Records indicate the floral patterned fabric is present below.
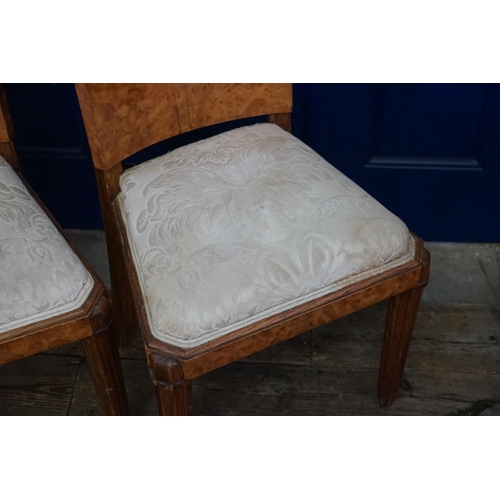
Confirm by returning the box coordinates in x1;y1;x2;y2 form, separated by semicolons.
0;157;93;334
119;123;414;348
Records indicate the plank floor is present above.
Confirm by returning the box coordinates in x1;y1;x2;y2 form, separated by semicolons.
1;235;500;416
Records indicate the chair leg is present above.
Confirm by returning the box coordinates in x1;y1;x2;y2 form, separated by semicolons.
378;246;430;407
148;353;192;416
377;285;423;407
107;226;138;348
81;295;130;416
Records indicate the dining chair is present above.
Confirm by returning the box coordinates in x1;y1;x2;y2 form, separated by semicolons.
0;85;129;415
75;84;430;415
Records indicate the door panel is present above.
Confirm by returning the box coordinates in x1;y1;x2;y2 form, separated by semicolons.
374;84;485;158
294;83;500;242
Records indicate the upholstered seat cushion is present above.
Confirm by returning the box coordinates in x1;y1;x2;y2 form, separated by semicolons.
118;123;414;349
0;158;94;334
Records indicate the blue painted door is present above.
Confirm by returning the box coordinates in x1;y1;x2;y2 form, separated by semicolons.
4;83;500;241
292;84;500;242
4;84;102;229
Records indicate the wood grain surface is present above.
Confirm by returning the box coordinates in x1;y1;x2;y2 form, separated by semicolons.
76;83;292;170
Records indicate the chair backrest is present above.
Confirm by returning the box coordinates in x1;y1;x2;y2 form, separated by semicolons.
0;85;20;170
75;83;293;172
75;83;293;277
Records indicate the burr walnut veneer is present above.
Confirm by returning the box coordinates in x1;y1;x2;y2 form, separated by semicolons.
75;83;430;414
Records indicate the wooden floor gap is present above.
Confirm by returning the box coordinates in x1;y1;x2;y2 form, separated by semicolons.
67;361;82;416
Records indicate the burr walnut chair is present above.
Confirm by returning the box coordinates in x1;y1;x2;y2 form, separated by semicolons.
75;84;430;415
0;85;129;416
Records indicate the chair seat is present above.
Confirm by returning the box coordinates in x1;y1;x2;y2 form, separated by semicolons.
118;123;414;349
0;158;94;334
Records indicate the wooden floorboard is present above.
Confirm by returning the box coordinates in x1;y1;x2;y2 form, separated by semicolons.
311;301;500;345
312;303;500;374
69;359;157;416
2;301;500;415
193;363;500;416
0;355;80;416
312;337;500;373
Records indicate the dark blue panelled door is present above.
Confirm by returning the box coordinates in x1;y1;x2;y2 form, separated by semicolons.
292;84;500;242
4;84;102;229
5;84;500;241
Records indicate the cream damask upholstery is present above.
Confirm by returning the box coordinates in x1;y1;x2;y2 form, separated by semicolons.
0;157;94;334
118;124;414;348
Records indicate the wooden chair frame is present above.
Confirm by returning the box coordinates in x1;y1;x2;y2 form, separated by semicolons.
0;85;129;416
75;83;430;414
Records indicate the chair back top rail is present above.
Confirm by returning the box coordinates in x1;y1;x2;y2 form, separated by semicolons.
75;83;293;171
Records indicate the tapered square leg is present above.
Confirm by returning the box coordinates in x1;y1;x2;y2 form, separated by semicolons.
378;247;430;407
81;296;129;415
378;286;423;407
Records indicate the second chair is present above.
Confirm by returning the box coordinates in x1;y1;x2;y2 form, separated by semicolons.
0;85;129;416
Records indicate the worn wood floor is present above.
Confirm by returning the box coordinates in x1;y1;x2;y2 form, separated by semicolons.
1;236;500;415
